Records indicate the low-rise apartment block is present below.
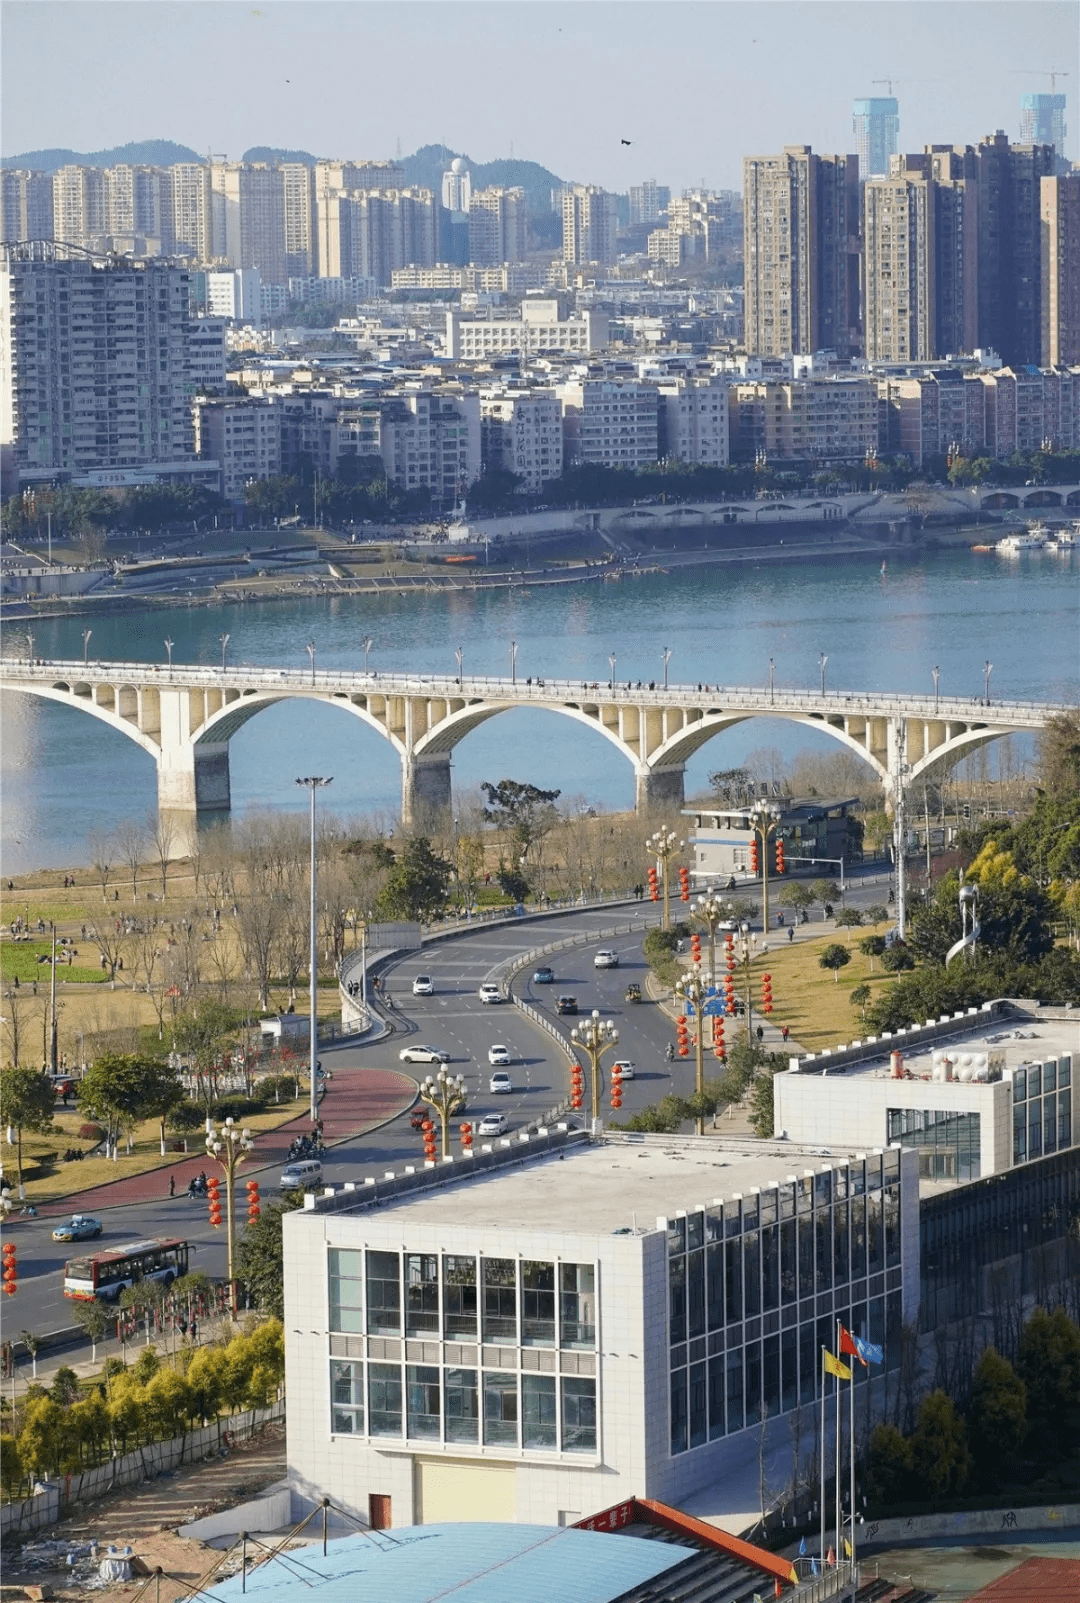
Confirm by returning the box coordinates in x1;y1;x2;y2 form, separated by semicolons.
558;378;660;468
194;395;281;499
658;376;729;465
728;376;877;462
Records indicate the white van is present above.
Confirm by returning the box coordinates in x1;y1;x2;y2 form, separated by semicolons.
279;1159;323;1192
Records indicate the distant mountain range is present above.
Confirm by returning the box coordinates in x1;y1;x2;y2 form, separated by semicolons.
1;138;567;210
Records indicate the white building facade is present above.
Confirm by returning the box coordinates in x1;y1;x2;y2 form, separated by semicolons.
480;390;564;491
194;396;282;500
558;378;660;468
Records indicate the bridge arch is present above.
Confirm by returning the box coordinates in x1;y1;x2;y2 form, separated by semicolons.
2;679;162;764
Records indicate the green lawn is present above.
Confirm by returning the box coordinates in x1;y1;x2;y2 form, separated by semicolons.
1;940;107;985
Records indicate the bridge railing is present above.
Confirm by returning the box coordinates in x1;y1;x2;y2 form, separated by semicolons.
0;657;1066;721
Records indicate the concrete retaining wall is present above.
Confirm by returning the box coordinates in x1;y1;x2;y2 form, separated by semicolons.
859;1500;1080;1552
178;1485;292;1540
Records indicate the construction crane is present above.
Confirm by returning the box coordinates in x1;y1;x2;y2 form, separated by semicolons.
871;78;933;96
1009;68;1069;92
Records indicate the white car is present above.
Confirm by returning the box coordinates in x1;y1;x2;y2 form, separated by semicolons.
594;949;619;969
477;1112;508;1137
612;1059;636;1081
412;974;434;996
489;1070;513;1094
478;982;503;1004
399;1044;450;1064
488;1044;512;1066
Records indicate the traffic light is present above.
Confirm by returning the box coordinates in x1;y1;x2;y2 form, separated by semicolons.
207;1176;222;1228
647;866;660;902
245;1179;261;1225
775;839;785;874
690;932;702;965
676;1014;690;1057
459;1121;473;1151
422;1117;437;1161
609;1063;623;1111
749;838;760;874
761;972;773;1015
2;1242;16;1297
678;865;691;903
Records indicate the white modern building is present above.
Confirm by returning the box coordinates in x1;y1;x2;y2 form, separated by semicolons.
283;1128;918;1528
206;268;263;325
378;388;481;501
445;301;610;361
558;378;660;468
775;1003;1077;1185
562;186;618;266
480;389;563;491
659;375;729;466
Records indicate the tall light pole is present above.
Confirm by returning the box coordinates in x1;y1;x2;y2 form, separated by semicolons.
220;633;231;671
662;646;671;689
819;653;828;696
737;923;756;1047
675;965;708;1135
984;660;993;706
608;652;617;690
419;1065;467;1158
82;629;92;665
26;631;34;663
362;636;374;673
769;657;775;705
510;639;517;686
570;1009;619;1125
455;645;463;687
164;638;174;671
932;665;940;715
694;893;726;985
205;1116;254;1298
306;639;316;685
748;801;782;937
646;827;683;931
296;776;332;1125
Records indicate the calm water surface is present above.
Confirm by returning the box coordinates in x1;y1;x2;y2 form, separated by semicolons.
2;548;1076;872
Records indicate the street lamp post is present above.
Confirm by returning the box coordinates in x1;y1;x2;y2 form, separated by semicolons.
82;629;92;665
26;631;34;663
296;776;332;1126
205;1117;254;1300
769;657;775;705
608;652;616;690
662;646;671;689
646;827;683;931
455;646;463;687
984;660;993;706
748;802;782;937
737;923;756;1046
675;965;708;1135
220;633;231;671
419;1065;468;1158
819;653;828;696
932;665;940;716
510;640;517;685
164;638;174;671
570;1008;619;1125
362;636;374;673
306;639;316;685
694;893;726;985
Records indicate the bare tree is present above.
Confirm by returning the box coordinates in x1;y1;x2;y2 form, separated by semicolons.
88;829;115;903
87;912;128;982
145;811;176;900
114;819;147;903
235;889;283;1012
201;823;237;913
2;986;24;1068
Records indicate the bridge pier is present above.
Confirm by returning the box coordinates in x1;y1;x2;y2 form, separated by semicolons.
402;753;453;828
636;764;685;814
157;739;231;813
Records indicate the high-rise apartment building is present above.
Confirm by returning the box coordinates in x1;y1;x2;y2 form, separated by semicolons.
561;186;618;266
628;180;670;226
314;160;405;276
102;164;171;248
52;165;104;248
1041;171;1080;366
169;163;212;260
742;146;860;358
210;162;286;283
1;170;54;242
468;187;527;265
1020;94;1067;154
280;163;315;278
1;247;195;482
441;158;472;214
976;132;1055;366
852;98;899;179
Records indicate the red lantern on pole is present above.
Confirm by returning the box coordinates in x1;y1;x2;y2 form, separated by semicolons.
775;839;785;874
749;838;760;874
207;1176;222;1228
690;932;702;965
459;1121;473;1151
678;865;691;902
2;1242;17;1297
647;866;659;902
609;1063;622;1111
676;1015;690;1058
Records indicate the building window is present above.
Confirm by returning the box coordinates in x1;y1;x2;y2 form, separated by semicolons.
559;1263;596;1348
366;1251;400;1335
669;1252;687;1344
444;1367;478;1443
405;1253;439;1336
522;1373;557;1448
483;1371;518;1446
368;1362;402;1437
328;1248;363;1333
443;1255;477;1338
689;1360;708;1449
330;1358;364;1433
521;1261;556;1345
481;1258;517;1342
406;1364;440;1439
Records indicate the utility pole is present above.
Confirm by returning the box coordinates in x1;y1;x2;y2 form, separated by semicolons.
49;922;58;1074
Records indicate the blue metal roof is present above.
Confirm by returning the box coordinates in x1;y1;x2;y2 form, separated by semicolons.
204;1523;689;1603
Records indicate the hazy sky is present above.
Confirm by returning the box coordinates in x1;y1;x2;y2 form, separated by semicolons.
3;1;1076;188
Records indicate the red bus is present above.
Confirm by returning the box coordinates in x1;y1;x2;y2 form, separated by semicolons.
63;1237;192;1301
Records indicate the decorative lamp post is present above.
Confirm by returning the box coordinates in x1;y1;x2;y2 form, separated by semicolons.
662;646;671;689
769;657;775;705
362;636;374;673
747;801;782;938
737;923;757;1046
455;645;463;687
306;639;316;685
295;776;332;1125
819;653;828;696
220;633;231;671
419;1065;468;1158
694;893;727;985
510;640;518;686
984;660;993;706
570;1008;619;1124
164;638;174;671
82;629;92;665
646;827;683;931
205;1116;254;1302
674;964;709;1135
932;665;940;716
608;652;617;690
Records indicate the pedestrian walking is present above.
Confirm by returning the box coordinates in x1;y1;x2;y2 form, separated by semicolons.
169;1175;175;1197
788;926;794;943
781;1025;790;1043
756;1025;764;1043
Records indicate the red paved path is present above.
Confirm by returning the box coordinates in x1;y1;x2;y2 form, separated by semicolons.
39;1066;417;1216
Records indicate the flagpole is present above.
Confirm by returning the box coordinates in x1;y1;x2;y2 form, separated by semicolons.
835;1320;842;1568
849;1343;856;1572
819;1347;826;1569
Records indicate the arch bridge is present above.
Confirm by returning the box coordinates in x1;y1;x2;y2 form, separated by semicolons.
1;656;1067;831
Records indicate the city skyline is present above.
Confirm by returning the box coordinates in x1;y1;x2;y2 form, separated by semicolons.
2;2;1076;194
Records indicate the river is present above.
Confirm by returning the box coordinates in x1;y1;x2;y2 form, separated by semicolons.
2;546;1076;873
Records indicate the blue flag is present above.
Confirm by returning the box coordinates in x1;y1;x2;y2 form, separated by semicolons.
854;1335;884;1366
799;1536;807;1557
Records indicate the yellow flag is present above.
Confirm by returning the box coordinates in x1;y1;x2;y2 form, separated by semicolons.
823;1350;851;1380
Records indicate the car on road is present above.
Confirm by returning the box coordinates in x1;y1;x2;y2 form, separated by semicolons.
478;982;503;1004
555;995;578;1015
488;1044;512;1066
51;1215;103;1242
412;975;434;996
399;1044;451;1064
477;1112;508;1137
489;1070;513;1094
612;1059;636;1081
532;965;555;984
594;949;619;969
